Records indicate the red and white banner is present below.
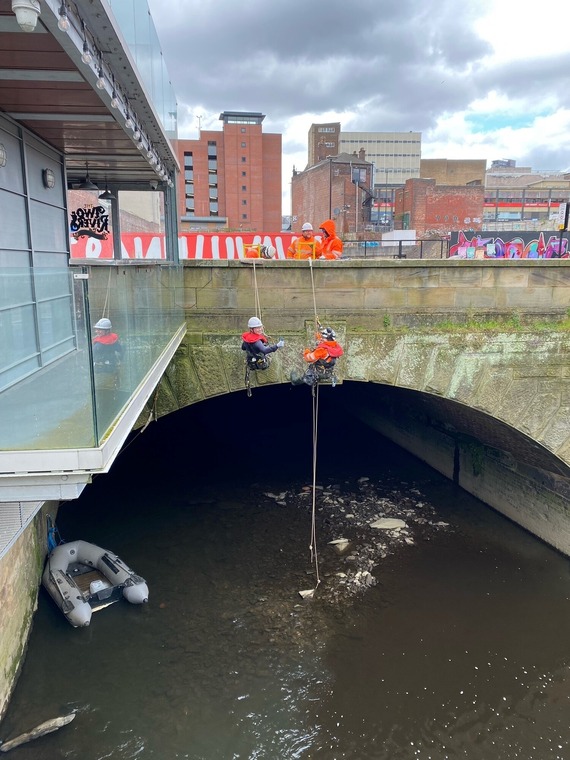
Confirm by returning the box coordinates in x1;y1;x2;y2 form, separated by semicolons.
70;232;297;260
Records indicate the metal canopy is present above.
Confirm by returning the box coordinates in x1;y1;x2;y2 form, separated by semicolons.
0;0;178;187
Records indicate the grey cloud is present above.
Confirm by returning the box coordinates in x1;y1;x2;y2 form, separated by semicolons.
150;0;494;134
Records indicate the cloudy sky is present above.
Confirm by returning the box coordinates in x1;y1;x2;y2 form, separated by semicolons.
147;0;570;213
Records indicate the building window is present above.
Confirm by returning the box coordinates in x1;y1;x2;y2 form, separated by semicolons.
242;200;247;205
241;142;246;148
242;185;247;191
241;156;246;163
184;151;193;168
242;214;248;220
241;128;246;133
241;171;246;177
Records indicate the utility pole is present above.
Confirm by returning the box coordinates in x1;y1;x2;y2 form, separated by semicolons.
328;157;333;218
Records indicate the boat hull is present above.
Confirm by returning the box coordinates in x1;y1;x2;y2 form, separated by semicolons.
42;540;149;627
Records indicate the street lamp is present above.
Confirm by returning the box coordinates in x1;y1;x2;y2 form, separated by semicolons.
385;169;390;230
328;156;333;218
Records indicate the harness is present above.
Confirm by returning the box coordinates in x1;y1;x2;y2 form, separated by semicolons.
242;342;271;371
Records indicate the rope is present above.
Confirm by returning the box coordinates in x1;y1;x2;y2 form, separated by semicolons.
308;258;320;332
252;260;262;322
309;382;321;589
101;268;112;319
245;260;262;397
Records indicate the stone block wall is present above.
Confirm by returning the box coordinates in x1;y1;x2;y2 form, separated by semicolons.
0;502;58;721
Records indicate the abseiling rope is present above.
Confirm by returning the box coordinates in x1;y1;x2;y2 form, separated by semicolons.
308;257;321;592
245;260;264;398
309;382;321;590
252;259;262;323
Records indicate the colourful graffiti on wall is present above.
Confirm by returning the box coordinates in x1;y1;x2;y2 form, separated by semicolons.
449;231;568;259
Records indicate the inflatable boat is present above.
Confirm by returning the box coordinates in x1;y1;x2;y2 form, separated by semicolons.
42;540;149;627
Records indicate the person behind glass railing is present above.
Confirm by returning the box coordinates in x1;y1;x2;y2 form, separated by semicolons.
92;317;123;391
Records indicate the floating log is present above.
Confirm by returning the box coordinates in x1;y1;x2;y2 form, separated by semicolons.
0;713;75;753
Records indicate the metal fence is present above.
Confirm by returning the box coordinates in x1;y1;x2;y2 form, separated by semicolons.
343;239;449;260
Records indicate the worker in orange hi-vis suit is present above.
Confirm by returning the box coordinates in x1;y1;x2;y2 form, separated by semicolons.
291;326;343;387
317;219;343;259
286;223;319;259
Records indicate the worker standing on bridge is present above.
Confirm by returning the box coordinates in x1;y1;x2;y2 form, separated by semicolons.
286;223;319;259
317;219;343;260
241;316;284;371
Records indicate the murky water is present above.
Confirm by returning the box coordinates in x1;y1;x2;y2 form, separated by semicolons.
2;385;570;759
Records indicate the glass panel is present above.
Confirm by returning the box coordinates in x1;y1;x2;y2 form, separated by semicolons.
0;264;184;450
37;295;74;353
30;201;68;253
0;126;24;194
108;0;177;138
0;266;33;309
68;190;114;260
0;191;29;249
0;303;38;383
118;190;165;259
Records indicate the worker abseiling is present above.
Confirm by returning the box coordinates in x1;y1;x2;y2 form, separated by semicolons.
291;326;344;387
241;316;284;371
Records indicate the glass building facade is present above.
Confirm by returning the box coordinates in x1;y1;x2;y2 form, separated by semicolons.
107;0;178;138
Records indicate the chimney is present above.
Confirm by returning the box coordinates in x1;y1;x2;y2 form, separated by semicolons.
359;148;365;161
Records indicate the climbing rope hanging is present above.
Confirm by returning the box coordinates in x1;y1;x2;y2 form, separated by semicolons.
101;267;112;320
308;257;320;333
299;258;322;597
244;259;265;398
308;382;321;589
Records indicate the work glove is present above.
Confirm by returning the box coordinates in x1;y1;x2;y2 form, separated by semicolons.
276;339;285;348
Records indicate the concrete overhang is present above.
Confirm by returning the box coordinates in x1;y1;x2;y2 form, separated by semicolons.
0;0;179;185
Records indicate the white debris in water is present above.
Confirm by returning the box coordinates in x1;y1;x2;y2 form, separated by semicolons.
328;538;350;554
369;518;407;530
264;492;287;501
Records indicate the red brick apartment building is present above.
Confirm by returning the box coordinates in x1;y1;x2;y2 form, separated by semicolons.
174;111;282;232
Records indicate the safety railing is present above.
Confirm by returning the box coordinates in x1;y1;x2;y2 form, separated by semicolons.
342;239;450;260
0;264;184;452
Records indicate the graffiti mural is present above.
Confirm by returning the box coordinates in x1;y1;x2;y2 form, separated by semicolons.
449;231;569;259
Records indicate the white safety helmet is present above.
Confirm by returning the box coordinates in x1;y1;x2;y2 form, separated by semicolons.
301;223;313;231
320;327;336;340
248;316;263;329
260;245;276;259
94;318;112;330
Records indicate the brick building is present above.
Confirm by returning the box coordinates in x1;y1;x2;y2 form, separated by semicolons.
174;111;282;232
420;158;486;187
291;152;374;236
395;178;484;237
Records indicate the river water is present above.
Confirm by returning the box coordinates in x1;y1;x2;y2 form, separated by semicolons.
2;384;570;759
